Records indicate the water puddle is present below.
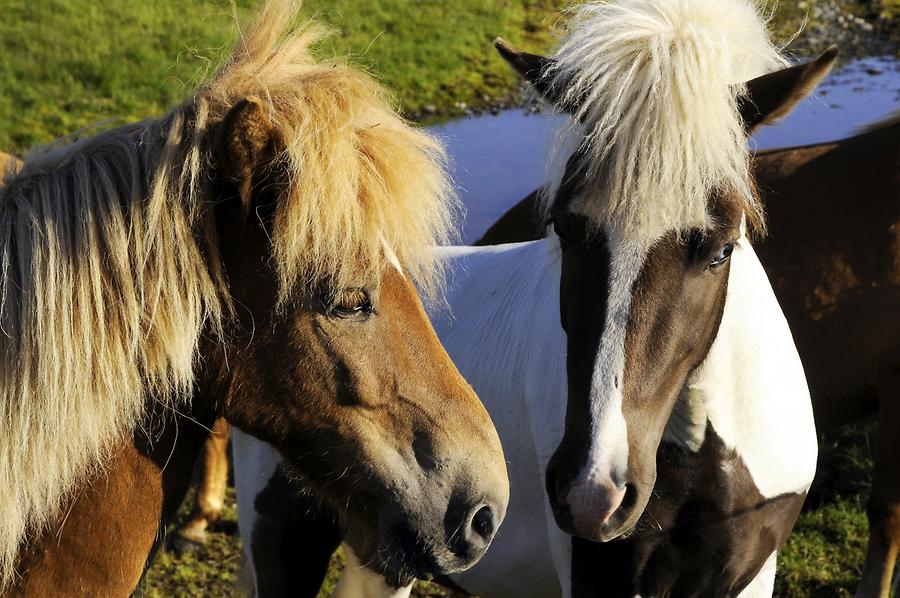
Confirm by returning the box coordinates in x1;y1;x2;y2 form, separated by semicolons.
431;56;899;243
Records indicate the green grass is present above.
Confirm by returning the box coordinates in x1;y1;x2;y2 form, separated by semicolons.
299;0;568;114
140;488;244;598
776;421;879;598
0;0;256;153
0;0;840;155
0;0;570;154
778;497;870;597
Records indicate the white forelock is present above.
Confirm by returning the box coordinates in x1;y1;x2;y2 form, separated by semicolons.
542;0;788;240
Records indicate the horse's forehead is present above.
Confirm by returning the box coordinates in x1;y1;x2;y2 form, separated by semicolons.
550;141;746;245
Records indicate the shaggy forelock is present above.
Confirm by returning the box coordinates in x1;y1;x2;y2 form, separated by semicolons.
204;0;458;298
0;0;456;587
543;0;788;240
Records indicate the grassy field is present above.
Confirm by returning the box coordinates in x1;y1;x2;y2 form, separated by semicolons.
2;0;895;596
0;0;858;155
0;0;569;154
776;422;877;597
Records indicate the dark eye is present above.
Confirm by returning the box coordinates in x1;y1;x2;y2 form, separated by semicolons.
708;243;735;269
326;289;374;319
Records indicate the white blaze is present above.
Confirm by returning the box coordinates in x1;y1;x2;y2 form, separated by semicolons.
574;228;649;490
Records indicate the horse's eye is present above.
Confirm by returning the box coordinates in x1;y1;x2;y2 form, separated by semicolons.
327;289;374;319
707;242;735;269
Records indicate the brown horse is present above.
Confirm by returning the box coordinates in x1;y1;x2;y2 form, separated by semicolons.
0;1;509;595
474;112;900;598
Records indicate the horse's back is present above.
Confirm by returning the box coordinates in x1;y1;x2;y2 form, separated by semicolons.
753;120;900;428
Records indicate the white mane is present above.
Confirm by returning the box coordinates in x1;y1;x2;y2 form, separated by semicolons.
543;0;788;240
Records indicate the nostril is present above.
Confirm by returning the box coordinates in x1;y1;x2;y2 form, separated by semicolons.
471;505;494;540
445;498;498;559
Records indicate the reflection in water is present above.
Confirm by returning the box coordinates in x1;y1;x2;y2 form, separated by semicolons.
432;56;899;243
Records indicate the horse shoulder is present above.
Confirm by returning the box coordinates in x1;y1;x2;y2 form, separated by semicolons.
695;240;817;498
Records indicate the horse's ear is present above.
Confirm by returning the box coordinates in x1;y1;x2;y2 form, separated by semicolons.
494;38;573;110
217;97;276;211
739;47;838;133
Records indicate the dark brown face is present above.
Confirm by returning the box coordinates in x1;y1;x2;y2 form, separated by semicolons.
208;99;509;585
545;198;741;542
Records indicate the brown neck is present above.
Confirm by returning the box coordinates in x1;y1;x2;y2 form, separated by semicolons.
7;339;230;597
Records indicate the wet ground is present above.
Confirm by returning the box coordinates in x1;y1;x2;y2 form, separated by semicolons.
432;56;899;243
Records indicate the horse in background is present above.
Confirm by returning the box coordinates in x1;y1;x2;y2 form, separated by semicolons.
753;111;900;598
0;1;508;593
232;0;837;595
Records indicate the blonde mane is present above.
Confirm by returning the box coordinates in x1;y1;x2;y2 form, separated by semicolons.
543;0;788;240
0;0;455;586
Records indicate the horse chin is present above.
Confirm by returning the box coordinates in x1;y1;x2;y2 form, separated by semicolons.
344;511;483;588
550;487;644;543
343;527;436;589
595;514;640;542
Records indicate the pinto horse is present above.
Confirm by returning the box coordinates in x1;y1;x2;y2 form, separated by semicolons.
476;115;900;598
0;1;509;594
232;0;839;596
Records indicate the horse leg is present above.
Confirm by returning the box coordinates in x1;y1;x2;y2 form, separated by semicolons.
233;428;344;597
857;368;900;598
176;417;231;544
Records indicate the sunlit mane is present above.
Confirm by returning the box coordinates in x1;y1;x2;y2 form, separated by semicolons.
543;0;788;240
0;0;455;586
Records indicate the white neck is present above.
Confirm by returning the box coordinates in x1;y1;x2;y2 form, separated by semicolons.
433;238;567;464
664;238;817;497
433;238;573;597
